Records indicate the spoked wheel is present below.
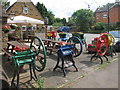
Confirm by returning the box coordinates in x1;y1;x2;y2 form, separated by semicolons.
30;36;46;72
95;35;108;56
107;33;115;46
67;36;83;57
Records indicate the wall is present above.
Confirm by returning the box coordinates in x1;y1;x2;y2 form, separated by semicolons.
95;5;120;24
6;1;43;20
110;6;119;23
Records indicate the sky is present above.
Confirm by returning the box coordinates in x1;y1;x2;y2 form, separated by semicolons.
7;0;115;19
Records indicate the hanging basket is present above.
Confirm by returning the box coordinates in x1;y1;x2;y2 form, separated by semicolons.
2;25;12;33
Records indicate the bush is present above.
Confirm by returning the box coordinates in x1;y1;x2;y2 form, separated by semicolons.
94;22;105;30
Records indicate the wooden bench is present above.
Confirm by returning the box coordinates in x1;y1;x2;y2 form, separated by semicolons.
42;39;63;55
1;48;14;61
2;48;12;57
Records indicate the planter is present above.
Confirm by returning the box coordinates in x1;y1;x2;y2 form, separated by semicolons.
2;30;9;33
2;32;8;48
58;33;67;38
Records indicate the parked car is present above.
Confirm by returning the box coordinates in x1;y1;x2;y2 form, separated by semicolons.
57;26;71;32
109;31;120;52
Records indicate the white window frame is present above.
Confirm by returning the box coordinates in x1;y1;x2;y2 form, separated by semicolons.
102;14;107;18
22;25;26;31
32;25;37;31
23;7;28;14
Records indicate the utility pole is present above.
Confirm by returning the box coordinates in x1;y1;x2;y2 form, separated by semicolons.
107;1;119;33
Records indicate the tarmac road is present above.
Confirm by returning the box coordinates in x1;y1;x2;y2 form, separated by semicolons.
64;58;118;88
35;33;100;44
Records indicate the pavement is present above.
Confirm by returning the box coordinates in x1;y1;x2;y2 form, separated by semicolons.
0;33;119;88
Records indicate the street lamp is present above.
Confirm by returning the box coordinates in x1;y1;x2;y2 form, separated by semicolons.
44;17;48;38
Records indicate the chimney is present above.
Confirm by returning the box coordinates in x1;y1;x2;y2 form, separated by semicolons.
17;0;32;2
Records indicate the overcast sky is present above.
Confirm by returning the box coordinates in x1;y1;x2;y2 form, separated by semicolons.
8;0;115;19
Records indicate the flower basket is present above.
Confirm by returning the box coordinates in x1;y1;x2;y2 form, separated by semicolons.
2;25;12;33
58;32;67;38
10;24;18;29
14;46;29;52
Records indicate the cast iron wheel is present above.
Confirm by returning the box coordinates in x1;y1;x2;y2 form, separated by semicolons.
95;35;108;56
67;36;83;57
30;36;46;72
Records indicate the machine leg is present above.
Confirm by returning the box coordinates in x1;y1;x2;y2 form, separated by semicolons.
98;56;103;64
16;68;20;87
103;55;108;61
109;46;113;57
53;57;60;71
29;64;32;81
90;53;97;61
71;58;78;72
33;65;37;80
111;46;116;56
49;50;52;55
61;58;66;77
11;70;17;86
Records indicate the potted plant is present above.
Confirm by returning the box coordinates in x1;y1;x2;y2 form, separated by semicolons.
10;24;18;29
2;25;11;33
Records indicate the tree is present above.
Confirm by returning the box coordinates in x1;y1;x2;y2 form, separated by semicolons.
36;2;55;25
36;2;47;18
2;0;10;10
94;22;105;30
46;10;55;25
55;18;61;23
61;18;67;26
70;9;94;31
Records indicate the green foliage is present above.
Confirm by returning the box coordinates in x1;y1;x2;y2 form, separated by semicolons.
55;18;61;22
36;2;55;25
46;10;55;25
54;18;67;26
116;22;120;29
69;9;94;31
36;2;68;25
36;76;45;89
36;2;47;18
117;22;120;26
2;1;10;9
61;18;67;26
94;22;105;30
52;22;63;26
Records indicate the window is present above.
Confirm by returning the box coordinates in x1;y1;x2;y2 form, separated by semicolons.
22;25;26;31
32;25;37;31
23;7;28;14
102;14;107;18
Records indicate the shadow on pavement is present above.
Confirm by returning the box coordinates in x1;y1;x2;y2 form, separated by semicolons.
2;54;14;78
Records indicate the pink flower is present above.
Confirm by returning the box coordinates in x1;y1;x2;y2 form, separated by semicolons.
88;44;92;46
22;47;27;51
94;37;99;40
14;46;21;51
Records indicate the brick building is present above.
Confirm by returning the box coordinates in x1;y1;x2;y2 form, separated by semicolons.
6;0;43;21
6;0;44;38
6;0;44;31
94;1;120;24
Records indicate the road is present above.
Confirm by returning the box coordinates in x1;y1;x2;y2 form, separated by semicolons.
35;33;100;44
